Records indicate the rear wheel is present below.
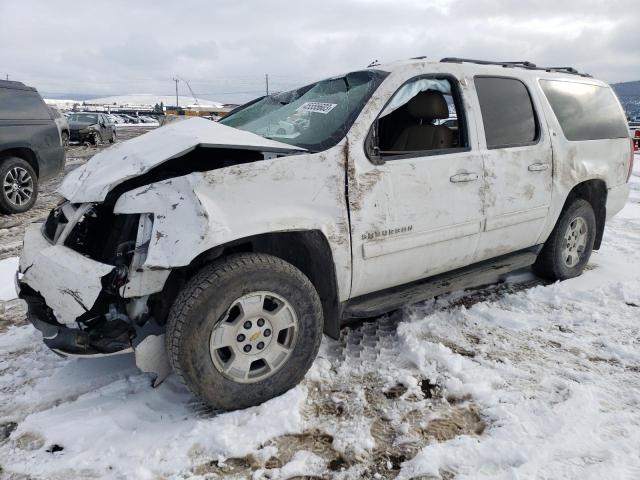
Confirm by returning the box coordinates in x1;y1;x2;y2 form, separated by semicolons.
166;253;323;411
533;199;596;281
61;131;69;147
0;157;38;214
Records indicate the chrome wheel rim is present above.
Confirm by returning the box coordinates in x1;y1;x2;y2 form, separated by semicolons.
209;291;298;384
3;167;33;207
562;216;588;268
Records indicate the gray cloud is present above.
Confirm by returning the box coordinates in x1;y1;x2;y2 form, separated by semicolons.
0;0;637;103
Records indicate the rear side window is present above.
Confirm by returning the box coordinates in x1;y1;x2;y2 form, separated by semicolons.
0;87;51;120
539;80;629;141
475;77;538;149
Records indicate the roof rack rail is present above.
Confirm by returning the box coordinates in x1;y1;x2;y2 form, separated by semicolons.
440;58;537;68
440;57;591;77
546;67;578;74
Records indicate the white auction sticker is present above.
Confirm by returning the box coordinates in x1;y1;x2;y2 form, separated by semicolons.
296;102;337;114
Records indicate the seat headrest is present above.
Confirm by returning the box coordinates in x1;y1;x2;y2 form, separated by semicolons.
406;90;449;120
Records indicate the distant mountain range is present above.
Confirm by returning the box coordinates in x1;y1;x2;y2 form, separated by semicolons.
612;81;640;119
612;80;640;96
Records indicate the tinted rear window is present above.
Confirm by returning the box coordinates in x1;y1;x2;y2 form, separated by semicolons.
540;80;629;141
475;77;538;148
0;87;50;120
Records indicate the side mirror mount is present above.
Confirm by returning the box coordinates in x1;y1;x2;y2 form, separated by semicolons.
366;119;384;165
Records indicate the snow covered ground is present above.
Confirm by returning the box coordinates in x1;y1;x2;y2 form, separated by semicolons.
0;157;639;479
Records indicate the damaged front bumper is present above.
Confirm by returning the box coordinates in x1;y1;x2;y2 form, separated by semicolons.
69;128;98;144
17;217;171;385
17;280;133;357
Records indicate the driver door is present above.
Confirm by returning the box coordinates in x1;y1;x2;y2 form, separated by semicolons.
348;74;484;298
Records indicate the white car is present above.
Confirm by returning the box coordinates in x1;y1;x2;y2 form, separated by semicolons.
17;58;633;410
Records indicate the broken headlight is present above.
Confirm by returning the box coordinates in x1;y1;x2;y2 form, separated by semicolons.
64;204;140;266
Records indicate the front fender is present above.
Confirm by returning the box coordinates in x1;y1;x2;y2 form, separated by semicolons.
113;148;352;300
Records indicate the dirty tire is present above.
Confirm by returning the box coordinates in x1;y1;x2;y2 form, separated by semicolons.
0;157;38;214
166;253;323;411
533;199;596;281
61;131;69;147
109;130;116;144
94;133;102;146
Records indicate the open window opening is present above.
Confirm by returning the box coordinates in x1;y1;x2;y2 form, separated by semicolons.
369;76;468;160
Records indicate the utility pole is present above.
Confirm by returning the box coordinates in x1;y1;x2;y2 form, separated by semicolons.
172;77;179;110
5;74;8;81
265;73;269;96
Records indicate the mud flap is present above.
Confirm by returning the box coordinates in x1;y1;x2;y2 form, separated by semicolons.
135;334;171;388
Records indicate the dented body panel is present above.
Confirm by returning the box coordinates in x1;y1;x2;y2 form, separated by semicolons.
20;224;114;324
59;118;305;203
113;145;352;299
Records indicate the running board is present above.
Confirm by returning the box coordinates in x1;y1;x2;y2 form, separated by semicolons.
342;248;540;319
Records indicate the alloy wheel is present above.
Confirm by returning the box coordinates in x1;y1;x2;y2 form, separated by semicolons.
209;291;299;383
562;216;588;268
3;167;34;207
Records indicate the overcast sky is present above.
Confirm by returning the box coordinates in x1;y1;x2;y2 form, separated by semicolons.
1;0;638;103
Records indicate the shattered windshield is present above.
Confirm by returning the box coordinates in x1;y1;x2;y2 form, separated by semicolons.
220;70;388;152
69;113;98;124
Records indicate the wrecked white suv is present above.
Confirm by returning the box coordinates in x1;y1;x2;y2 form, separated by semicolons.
17;58;633;410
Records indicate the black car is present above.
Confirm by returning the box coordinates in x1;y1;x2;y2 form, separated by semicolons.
68;112;116;145
0;80;65;214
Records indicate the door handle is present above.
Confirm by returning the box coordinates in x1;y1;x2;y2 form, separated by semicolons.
450;172;479;183
528;163;549;172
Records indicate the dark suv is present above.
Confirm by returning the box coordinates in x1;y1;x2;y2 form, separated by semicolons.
0;80;65;214
68;112;116;145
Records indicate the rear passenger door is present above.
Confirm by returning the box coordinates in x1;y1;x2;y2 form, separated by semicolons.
473;76;553;261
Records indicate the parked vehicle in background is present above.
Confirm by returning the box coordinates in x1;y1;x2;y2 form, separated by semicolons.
48;106;70;146
17;58;632;410
118;114;139;124
68;112;116;145
0;80;65;213
107;114;123;124
629;121;640;151
138;115;157;123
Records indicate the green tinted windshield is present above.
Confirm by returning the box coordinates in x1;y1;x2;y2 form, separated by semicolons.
220;70;387;152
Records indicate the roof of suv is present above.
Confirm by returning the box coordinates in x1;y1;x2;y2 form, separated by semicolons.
0;79;36;92
372;57;603;85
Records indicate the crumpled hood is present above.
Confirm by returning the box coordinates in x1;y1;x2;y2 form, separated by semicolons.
59;117;306;203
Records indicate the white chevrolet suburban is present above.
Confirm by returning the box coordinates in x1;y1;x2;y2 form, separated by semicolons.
16;58;633;410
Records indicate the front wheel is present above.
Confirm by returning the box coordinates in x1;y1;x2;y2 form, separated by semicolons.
109;130;116;144
166;253;323;411
533;199;596;281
